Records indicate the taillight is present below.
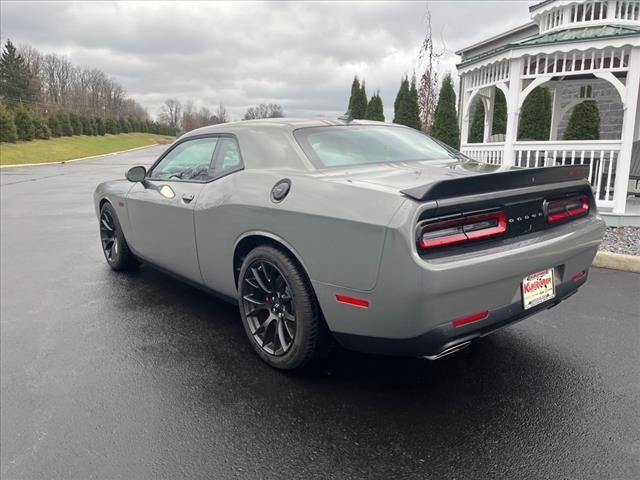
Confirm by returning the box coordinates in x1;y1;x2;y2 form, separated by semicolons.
418;211;507;250
546;195;589;223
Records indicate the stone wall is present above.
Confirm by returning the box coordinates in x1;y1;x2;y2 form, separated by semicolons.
555;80;624;140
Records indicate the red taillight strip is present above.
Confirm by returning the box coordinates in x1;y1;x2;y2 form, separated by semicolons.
336;295;369;308
452;311;488;328
547;195;589;223
418;211;507;250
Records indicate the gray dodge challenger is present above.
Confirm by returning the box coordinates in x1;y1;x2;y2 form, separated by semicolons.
94;118;606;370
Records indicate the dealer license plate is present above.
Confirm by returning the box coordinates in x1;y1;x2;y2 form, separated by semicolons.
522;268;555;310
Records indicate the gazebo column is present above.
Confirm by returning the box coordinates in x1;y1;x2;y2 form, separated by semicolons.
503;57;523;167
613;47;640;214
460;75;471;147
482;89;495;143
549;85;562;140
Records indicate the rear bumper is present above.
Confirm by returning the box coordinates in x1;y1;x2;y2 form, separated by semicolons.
332;272;585;357
312;212;605;356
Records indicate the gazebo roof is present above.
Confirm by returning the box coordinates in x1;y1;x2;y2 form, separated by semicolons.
517;24;640;46
458;24;640;67
529;0;555;13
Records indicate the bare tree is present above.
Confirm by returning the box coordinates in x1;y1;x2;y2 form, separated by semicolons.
417;9;444;133
159;98;182;129
213;103;229;124
243;103;284;120
15;43;148;119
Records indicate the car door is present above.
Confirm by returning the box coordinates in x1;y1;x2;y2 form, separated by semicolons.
126;135;220;283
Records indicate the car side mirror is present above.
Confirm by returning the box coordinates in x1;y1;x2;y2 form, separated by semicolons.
126;166;147;183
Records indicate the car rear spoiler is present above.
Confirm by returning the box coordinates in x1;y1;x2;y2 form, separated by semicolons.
400;165;590;201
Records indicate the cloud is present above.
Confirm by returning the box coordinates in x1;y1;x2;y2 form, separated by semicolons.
1;1;528;120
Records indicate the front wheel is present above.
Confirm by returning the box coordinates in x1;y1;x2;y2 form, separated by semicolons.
99;202;138;271
238;246;332;370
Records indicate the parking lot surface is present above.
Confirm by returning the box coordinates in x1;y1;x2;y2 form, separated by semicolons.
1;146;639;479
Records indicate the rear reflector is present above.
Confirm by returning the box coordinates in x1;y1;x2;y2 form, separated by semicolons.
546;195;589;223
452;311;488;328
336;295;369;308
418;211;507;250
571;270;587;282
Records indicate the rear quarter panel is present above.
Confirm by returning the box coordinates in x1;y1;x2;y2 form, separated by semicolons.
195;170;406;297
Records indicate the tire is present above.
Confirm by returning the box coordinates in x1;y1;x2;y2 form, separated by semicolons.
99;202;138;271
237;245;332;370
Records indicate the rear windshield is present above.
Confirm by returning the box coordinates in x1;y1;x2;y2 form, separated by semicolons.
294;125;459;168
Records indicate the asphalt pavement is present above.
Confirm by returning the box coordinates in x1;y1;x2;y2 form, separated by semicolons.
1;146;639;479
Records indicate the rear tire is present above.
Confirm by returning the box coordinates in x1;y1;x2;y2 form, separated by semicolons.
99;202;138;271
238;245;332;370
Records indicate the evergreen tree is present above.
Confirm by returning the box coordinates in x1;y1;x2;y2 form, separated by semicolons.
14;104;34;141
69;112;82;135
0;39;38;105
518;87;552;140
406;75;422;130
468;99;484;143
430;73;460;149
95;116;106;136
105;117;118;134
0;103;18;143
393;76;410;124
347;76;367;119
58;112;74;136
80;115;93;135
47;114;62;137
88;117;98;135
128;116;140;132
31;112;51;139
492;89;507;135
365;91;385;121
563;100;600;140
118;117;130;133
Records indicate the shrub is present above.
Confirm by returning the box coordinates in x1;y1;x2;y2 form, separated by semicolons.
69;112;83;135
80;115;93;136
105;117;118;134
518;87;552;140
468;99;484;143
58;112;74;136
0;103;18;143
94;116;106;136
118;117;130;133
48;114;62;137
14;104;35;141
32;113;51;139
563;100;600;140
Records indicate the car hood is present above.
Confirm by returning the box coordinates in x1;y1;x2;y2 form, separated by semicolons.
317;158;509;194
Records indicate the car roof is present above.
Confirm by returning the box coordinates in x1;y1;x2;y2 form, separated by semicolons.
180;117;396;138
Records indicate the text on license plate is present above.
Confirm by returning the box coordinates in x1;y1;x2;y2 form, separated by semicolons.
522;268;555;310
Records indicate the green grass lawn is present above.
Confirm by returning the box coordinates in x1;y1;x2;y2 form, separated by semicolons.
0;133;174;166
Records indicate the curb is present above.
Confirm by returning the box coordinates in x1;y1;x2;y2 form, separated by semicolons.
593;250;640;273
0;142;168;169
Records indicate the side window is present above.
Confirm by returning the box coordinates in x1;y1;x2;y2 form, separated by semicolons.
151;137;218;181
212;137;243;177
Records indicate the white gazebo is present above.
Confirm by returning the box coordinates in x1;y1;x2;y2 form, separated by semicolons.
456;0;640;225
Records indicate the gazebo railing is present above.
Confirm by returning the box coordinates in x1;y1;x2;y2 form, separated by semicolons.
460;143;505;164
514;140;621;205
460;140;622;207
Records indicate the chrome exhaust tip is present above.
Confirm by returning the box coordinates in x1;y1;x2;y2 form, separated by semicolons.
422;341;472;360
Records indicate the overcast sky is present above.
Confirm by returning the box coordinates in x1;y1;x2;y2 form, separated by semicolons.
1;1;531;121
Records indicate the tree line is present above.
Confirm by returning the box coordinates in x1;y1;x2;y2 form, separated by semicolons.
0;39;177;143
346;72;461;149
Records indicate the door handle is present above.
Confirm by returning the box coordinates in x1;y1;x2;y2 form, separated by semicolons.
182;193;195;203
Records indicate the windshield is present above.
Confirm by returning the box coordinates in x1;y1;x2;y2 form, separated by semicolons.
294;125;459;168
